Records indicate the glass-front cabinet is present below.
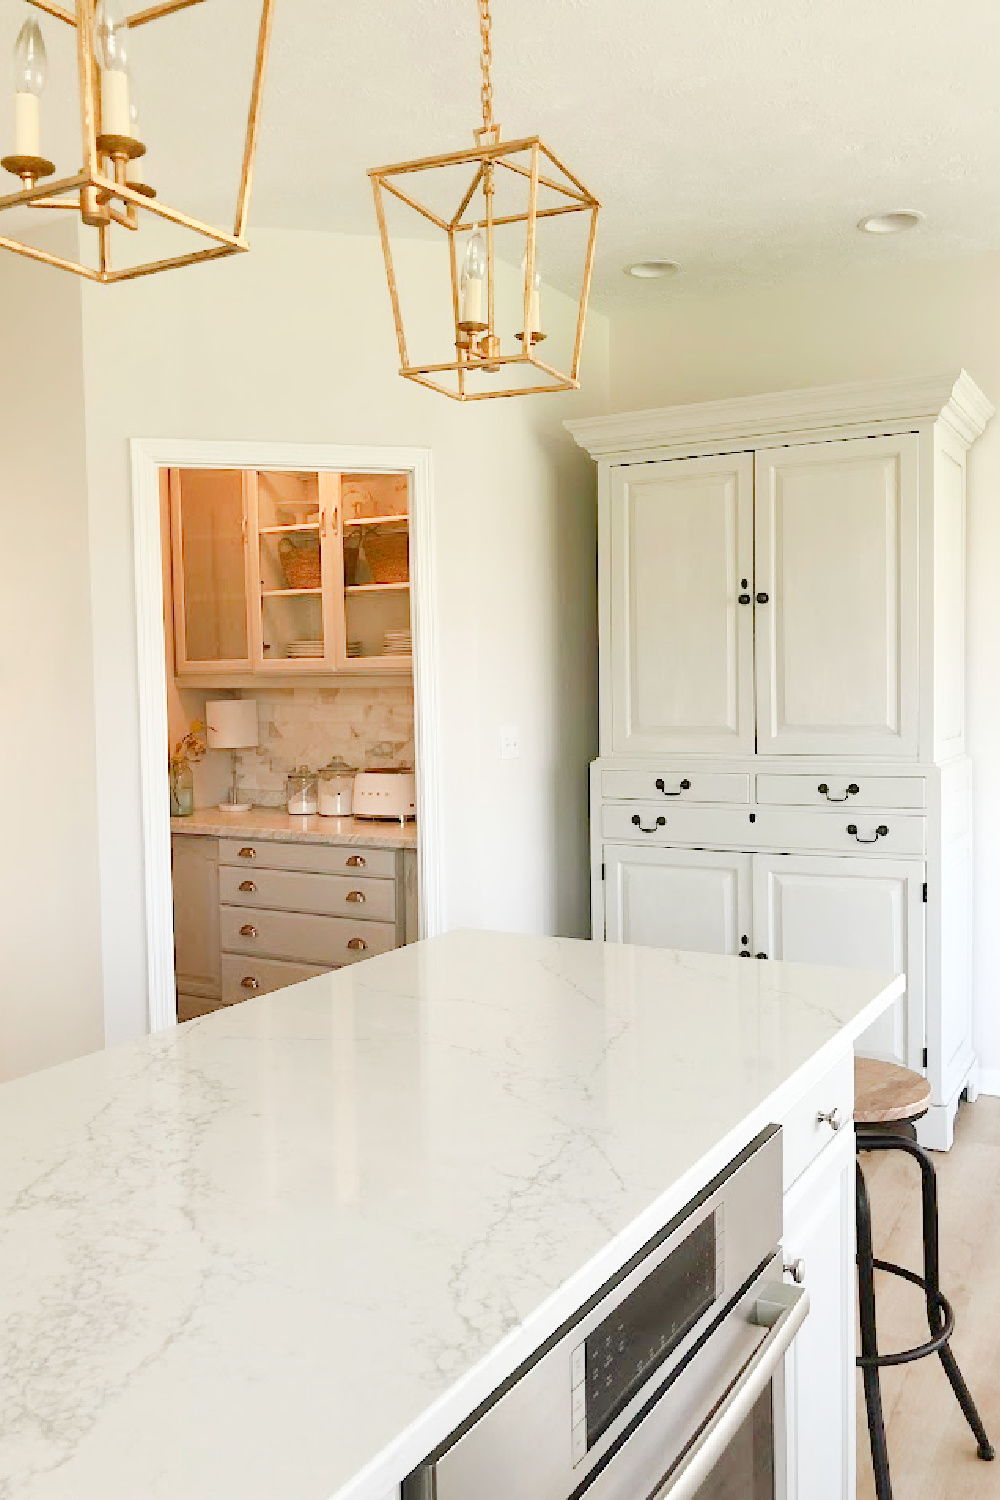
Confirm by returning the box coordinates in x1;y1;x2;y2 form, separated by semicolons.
168;466;411;681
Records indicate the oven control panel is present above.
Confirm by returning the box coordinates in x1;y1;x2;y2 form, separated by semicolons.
570;1206;725;1463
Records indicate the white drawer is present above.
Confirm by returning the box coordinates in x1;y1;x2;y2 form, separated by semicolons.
219;838;397;879
219;865;397;923
600;770;750;804
601;803;926;857
220;953;329;1004
755;773;926;811
781;1050;854;1191
221;905;396;965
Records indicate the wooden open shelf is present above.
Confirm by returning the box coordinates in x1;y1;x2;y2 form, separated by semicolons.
345;581;410;595
261;587;323;598
258;522;321;535
344;513;409;529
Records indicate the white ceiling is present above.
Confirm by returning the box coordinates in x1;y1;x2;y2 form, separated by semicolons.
7;0;1000;305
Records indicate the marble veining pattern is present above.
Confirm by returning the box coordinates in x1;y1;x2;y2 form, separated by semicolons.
0;932;901;1500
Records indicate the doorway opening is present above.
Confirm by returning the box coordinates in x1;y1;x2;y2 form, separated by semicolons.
130;439;443;1031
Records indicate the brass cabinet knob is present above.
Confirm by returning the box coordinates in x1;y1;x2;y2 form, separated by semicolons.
238;847;257;859
346;854;367;868
346;890;366;904
241;976;260;990
817;1106;843;1132
239;880;256;892
240;924;258;938
347;937;368;952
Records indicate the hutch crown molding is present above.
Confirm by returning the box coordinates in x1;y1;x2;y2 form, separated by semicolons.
568;371;993;1150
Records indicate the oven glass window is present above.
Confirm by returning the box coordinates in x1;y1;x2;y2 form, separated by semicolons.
585;1213;717;1446
693;1388;775;1500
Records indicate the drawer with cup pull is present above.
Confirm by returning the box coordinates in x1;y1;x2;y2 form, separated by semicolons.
780;1050;854;1192
220;905;396;966
755;773;927;811
220;953;330;1005
218;838;398;880
218;865;396;922
600;769;750;804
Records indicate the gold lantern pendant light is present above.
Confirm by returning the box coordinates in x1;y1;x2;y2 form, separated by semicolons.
0;0;274;283
369;0;600;401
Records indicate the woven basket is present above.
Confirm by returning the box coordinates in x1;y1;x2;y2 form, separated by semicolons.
279;537;321;590
363;531;409;584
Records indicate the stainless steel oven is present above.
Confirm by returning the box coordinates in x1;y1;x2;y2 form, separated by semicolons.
404;1126;806;1500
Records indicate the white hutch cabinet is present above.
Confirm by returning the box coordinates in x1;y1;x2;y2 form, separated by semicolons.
569;373;992;1150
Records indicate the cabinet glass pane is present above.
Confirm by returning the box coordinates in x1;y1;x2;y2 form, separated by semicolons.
176;468;248;663
342;472;411;664
256;471;325;663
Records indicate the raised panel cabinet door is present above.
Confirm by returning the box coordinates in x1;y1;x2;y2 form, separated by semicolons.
171;835;222;1000
604;844;752;955
754;435;919;757
782;1130;855;1500
609;454;754;754
753;853;925;1070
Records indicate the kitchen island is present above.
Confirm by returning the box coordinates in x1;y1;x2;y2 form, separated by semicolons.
0;932;900;1500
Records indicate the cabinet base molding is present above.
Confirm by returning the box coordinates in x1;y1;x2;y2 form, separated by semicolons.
915;1060;979;1152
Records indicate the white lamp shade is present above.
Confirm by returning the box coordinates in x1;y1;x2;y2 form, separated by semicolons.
205;699;258;750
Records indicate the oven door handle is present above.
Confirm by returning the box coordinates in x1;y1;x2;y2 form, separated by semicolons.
653;1281;809;1500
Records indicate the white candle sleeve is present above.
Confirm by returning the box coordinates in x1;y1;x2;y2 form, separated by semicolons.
14;93;40;158
462;276;483;325
101;69;131;137
528;288;540;336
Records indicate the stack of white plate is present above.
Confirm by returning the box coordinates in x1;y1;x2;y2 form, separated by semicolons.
383;629;412;657
286;640;324;659
347;640;364;658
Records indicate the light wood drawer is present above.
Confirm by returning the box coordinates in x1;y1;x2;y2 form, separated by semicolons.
220;953;329;1004
601;770;750;804
601;803;927;856
755;773;926;811
219;838;397;879
781;1050;854;1191
220;905;396;965
219;865;396;922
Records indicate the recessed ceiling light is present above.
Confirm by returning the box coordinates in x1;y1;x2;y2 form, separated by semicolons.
857;211;923;235
625;260;681;279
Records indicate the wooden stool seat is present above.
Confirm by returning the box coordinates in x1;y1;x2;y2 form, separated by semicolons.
854;1057;932;1125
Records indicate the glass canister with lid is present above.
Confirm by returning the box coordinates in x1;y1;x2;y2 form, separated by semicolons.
286;767;319;816
317;756;357;816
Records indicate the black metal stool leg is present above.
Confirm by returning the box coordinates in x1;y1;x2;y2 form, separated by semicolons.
912;1141;996;1462
857;1159;894;1500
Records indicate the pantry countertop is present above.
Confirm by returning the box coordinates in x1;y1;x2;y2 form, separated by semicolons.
169;806;417;849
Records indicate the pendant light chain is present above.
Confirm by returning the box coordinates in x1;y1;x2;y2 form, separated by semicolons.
479;0;493;134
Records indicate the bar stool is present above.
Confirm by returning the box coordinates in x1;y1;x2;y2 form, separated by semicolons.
854;1057;994;1499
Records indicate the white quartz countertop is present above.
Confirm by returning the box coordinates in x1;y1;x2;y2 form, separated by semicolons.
0;932;901;1500
170;806;417;849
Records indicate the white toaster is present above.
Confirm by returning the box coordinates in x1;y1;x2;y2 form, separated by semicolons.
352;769;417;821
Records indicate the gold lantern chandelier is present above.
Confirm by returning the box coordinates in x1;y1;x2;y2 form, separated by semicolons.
368;0;600;400
0;0;274;282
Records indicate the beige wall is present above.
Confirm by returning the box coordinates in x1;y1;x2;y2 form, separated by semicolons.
0;227;105;1080
609;251;1000;1079
80;228;610;1045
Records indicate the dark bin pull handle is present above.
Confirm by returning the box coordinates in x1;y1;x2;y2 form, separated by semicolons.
847;823;889;844
631;814;666;833
654;777;691;796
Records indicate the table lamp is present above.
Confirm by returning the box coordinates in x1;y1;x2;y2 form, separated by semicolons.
206;699;258;813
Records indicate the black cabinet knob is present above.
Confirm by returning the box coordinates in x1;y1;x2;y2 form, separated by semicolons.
738;593;751;605
756;952;767;960
755;592;769;604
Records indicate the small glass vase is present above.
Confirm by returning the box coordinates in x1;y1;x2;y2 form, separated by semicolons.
169;762;195;817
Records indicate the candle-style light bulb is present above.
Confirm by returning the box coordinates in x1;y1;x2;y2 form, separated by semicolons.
521;248;542;339
12;18;47;159
461;231;488;329
94;0;133;139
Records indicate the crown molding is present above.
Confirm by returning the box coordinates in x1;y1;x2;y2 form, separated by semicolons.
566;372;994;459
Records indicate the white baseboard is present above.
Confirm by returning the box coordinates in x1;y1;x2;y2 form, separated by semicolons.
977;1068;1000;1097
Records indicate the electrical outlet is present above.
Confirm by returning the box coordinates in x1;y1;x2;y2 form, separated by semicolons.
500;725;520;760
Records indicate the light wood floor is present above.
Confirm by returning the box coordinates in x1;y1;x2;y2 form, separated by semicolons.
856;1095;1000;1499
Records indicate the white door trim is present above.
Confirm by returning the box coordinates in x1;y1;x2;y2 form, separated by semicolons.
130;438;444;1034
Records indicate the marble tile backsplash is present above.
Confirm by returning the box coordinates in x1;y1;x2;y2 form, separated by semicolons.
234;685;415;807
